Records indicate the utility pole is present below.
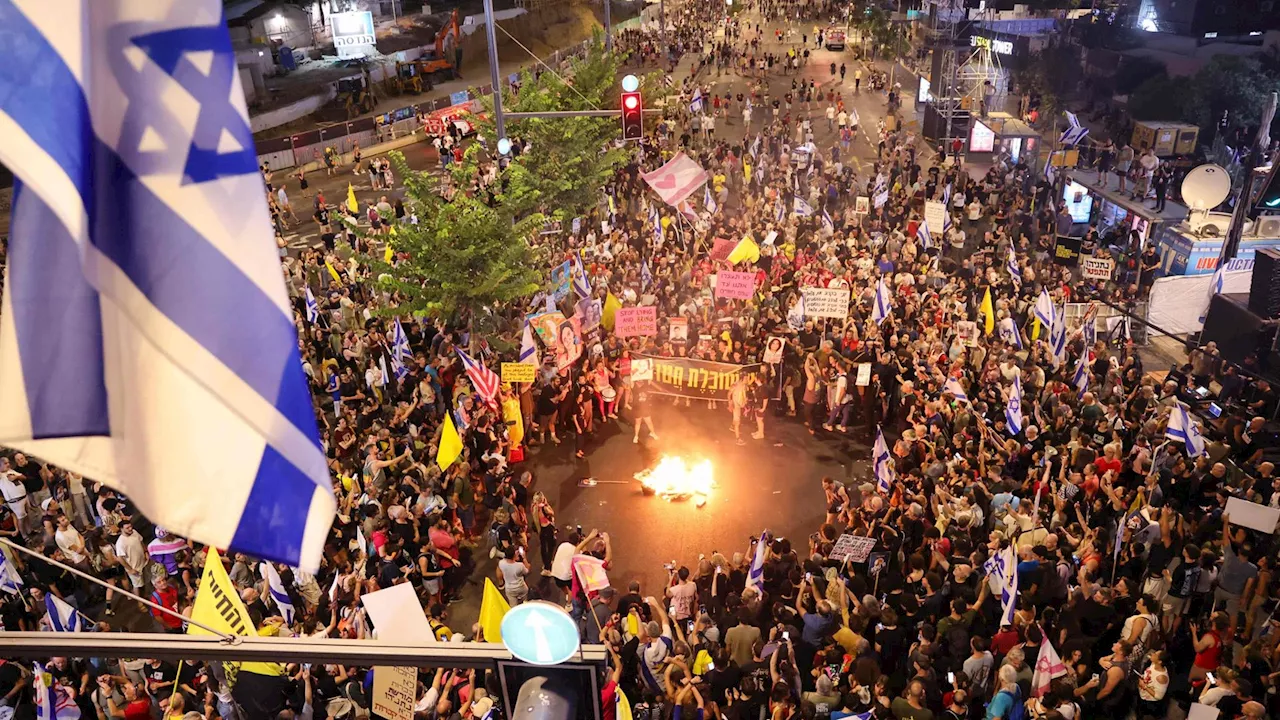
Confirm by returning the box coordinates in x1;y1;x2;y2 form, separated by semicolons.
604;0;613;52
482;0;506;143
1221;91;1278;263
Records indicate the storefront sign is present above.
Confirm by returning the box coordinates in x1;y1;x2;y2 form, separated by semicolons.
1054;236;1083;267
1081;255;1114;281
332;11;376;59
801;287;852;319
971;34;1013;55
636;355;760;400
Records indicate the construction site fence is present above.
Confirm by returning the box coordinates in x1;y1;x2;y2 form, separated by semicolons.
256;38;596;172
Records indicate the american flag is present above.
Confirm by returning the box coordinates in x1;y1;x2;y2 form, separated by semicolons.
457;348;501;407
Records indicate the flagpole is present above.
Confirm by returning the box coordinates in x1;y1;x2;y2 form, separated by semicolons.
0;538;233;640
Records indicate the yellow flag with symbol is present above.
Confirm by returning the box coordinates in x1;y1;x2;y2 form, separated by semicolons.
436;412;464;471
188;548;283;677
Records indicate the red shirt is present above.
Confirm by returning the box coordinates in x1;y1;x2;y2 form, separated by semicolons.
125;698;152;720
150;586;182;630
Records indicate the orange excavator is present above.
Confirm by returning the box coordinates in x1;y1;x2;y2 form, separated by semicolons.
390;10;461;95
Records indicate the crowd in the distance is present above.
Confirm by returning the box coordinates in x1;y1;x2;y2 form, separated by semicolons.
0;1;1278;720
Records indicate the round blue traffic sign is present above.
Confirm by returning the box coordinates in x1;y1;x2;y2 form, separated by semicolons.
500;601;580;666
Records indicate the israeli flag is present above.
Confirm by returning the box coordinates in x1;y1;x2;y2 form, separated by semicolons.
943;209;953;232
34;662;80;720
1166;402;1208;457
942;183;952;206
745;531;768;594
1049;303;1068;368
998;545;1019;627
793;197;814;217
750;133;761;159
822;208;835;235
1059;112;1089;146
261;562;296;625
641;260;653;292
998;317;1023;350
519;321;539;366
873;426;895;494
786;295;806;330
1072;347;1089;399
571;250;592;299
1006;374;1023;435
0;0;333;571
650;207;663;244
1083;316;1097;348
391;318;412;380
873;173;887;197
871;277;893;325
45;594;84;632
775;198;786;223
916;218;931;249
305;287;320;324
1006;247;1021;288
0;550;23;595
704;185;718;215
1045;161;1057;187
943;378;970;405
689;88;703;114
1200;265;1225;323
1034;289;1056;330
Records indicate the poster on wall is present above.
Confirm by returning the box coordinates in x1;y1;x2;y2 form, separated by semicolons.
970;120;996;153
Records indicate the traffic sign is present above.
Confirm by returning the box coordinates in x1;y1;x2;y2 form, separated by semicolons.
500;601;580;666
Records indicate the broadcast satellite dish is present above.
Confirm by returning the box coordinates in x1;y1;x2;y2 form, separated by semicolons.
1181;164;1231;211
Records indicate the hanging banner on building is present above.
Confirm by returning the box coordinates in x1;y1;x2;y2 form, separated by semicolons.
1081;255;1114;281
801;287;852;319
637;355;761;400
615;306;658;337
715;270;756;300
332;11;377;59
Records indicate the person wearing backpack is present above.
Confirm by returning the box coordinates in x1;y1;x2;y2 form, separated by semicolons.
984;666;1024;720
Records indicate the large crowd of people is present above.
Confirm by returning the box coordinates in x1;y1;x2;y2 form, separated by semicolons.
0;2;1277;720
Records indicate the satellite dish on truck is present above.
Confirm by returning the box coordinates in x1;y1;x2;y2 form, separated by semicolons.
1181;164;1231;211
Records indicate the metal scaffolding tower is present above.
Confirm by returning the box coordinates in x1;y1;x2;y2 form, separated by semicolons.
924;0;966;155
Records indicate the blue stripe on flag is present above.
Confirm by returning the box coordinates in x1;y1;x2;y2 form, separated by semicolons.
9;183;109;439
230;443;321;561
0;3;319;451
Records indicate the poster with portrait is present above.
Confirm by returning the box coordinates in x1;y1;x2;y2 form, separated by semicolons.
955;320;979;348
549;261;572;300
669;317;689;343
763;336;785;364
854;196;870;214
528;311;568;353
575;297;602;334
554;316;583;374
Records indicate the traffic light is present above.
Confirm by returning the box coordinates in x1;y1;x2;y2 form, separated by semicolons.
621;91;642;140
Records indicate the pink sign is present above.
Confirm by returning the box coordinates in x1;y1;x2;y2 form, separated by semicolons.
709;238;734;262
715;270;756;300
614;306;658;337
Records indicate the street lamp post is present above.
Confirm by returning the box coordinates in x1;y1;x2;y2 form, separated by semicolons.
482;0;506;144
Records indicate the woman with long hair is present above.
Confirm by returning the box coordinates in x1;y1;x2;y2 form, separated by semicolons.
531;492;558;577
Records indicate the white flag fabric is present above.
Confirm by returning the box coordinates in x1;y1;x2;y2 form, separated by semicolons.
0;0;332;571
1072;346;1090;399
261;562;296;625
998;545;1019;627
793;197;814;217
641;152;709;207
44;593;84;632
305;287;320;323
916;219;931;249
1033;289;1055;330
391;318;412;380
0;549;23;595
1199;265;1225;323
998;317;1023;350
1048;303;1068;368
1006;247;1022;288
943;378;970;405
1006;374;1024;436
871;278;893;325
745;531;768;595
1166;402;1208;457
873;426;895;494
1031;638;1068;697
34;662;81;720
519;322;539;366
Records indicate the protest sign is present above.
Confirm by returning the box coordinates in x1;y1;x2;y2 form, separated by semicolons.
709;238;735;262
1081;255;1114;281
637;355;760;401
855;196;870;214
371;667;416;720
361;583;434;645
924;201;947;232
528;311;567;351
716;270;756;300
874;190;889;208
550;261;572;300
801;287;851;319
615;306;658;337
763;337;785;364
501;363;536;384
575;297;602;334
669;317;689;342
1226;496;1280;534
1054;236;1082;267
956;320;979;347
830;534;876;563
856;363;872;386
631;357;654;382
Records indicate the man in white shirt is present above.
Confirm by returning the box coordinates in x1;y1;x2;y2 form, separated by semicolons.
0;461;28;538
54;515;88;569
836;110;848;131
115;520;149;590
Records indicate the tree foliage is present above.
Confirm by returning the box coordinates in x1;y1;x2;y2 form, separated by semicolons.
474;33;631;223
1127;55;1280;140
367;152;546;319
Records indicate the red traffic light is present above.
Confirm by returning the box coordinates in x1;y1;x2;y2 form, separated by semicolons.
620;91;643;140
623;94;639;110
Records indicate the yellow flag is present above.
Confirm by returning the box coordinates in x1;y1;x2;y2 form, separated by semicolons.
728;237;760;265
617;689;634;720
325;260;343;286
388;224;398;237
502;397;524;448
436;412;464;470
189;549;283;676
346;183;358;213
478;577;510;643
743;161;752;184
1031;317;1041;340
383;244;394;263
980;287;995;336
602;292;622;331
